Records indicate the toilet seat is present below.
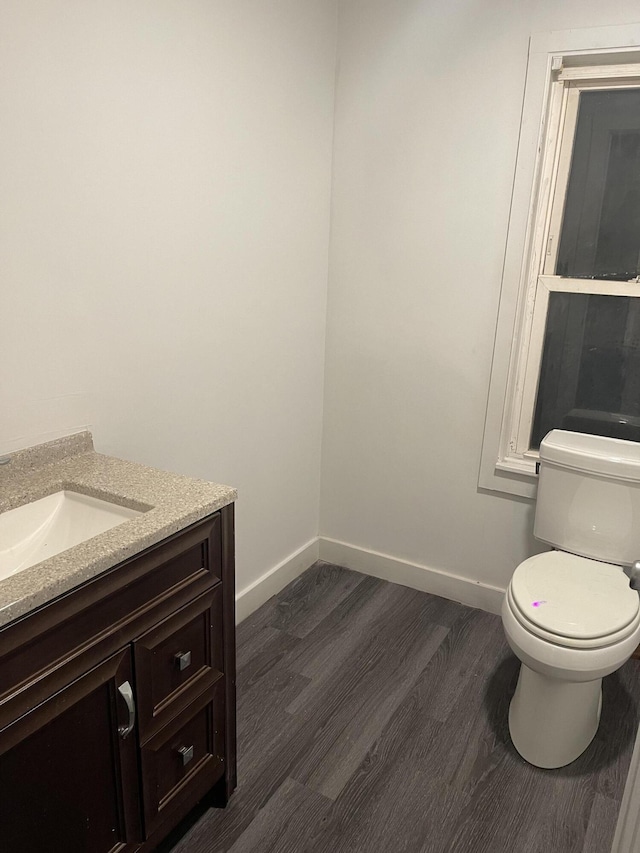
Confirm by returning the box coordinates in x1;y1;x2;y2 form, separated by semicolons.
507;586;640;649
508;551;640;650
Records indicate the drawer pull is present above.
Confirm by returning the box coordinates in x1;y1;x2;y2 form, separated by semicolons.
117;680;136;739
178;745;194;766
174;650;192;671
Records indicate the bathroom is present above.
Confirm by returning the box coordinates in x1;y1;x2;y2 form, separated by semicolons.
4;0;640;851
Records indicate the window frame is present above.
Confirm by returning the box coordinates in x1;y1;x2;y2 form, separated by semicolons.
479;24;640;499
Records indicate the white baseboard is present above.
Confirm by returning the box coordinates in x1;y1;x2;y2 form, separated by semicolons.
235;536;506;624
235;537;320;623
319;537;505;615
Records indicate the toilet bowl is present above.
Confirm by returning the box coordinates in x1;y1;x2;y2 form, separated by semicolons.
502;552;640;767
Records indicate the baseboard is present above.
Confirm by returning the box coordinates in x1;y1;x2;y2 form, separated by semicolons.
235;537;320;623
319;537;505;615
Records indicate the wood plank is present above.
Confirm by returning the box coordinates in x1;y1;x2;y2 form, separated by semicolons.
227;777;331;853
525;774;595;853
270;562;367;638
294;621;449;800
586;663;640;800
583;793;624;853
445;749;548;853
318;775;469;853
237;665;310;763
236;598;280;657
438;650;518;794
314;624;513;851
237;626;300;693
283;574;389;676
312;704;467;852
286;573;460;680
419;607;506;724
170;706;323;851
287;586;450;799
287;582;446;716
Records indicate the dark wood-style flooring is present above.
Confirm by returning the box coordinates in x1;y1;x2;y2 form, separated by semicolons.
165;562;640;853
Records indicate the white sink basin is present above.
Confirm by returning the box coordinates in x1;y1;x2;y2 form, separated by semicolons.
0;491;143;581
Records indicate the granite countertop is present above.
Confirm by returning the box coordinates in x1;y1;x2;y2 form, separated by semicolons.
0;432;237;628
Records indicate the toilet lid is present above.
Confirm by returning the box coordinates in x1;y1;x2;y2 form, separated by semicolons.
510;552;639;640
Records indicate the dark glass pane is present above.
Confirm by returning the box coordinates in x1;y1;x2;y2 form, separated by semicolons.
531;293;640;448
556;89;640;281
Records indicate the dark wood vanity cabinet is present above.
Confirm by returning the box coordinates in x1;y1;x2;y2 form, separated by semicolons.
0;505;236;853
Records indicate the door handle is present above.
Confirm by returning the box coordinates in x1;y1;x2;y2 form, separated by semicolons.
117;680;136;739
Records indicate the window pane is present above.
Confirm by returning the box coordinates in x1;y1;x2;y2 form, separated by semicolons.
556;89;640;281
531;292;640;448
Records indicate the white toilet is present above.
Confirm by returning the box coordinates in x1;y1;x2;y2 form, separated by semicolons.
502;429;640;769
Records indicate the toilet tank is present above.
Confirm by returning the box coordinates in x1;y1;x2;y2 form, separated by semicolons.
534;430;640;566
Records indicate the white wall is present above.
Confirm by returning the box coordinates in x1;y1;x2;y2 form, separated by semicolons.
0;0;337;595
320;0;640;597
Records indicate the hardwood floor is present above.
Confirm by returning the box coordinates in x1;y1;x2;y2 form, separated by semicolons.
164;563;640;853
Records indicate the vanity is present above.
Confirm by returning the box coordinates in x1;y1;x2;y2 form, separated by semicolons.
0;433;237;852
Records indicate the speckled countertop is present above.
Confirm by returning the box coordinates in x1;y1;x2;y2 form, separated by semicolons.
0;432;237;628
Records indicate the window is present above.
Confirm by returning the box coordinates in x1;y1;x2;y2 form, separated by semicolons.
532;292;640;448
480;25;640;498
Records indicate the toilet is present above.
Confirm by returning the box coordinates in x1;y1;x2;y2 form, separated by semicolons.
502;429;640;769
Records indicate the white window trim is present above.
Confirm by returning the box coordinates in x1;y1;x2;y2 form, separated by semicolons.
479;23;640;500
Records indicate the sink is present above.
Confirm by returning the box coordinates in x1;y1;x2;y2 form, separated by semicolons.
0;491;143;581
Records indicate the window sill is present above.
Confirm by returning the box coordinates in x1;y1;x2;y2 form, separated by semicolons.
495;455;538;477
479;451;538;500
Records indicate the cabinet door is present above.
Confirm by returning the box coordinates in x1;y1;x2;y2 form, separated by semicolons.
0;647;142;853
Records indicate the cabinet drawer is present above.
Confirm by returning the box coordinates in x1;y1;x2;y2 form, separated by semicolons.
134;588;223;741
140;681;225;837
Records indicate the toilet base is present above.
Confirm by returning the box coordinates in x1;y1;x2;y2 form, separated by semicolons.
508;663;602;768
